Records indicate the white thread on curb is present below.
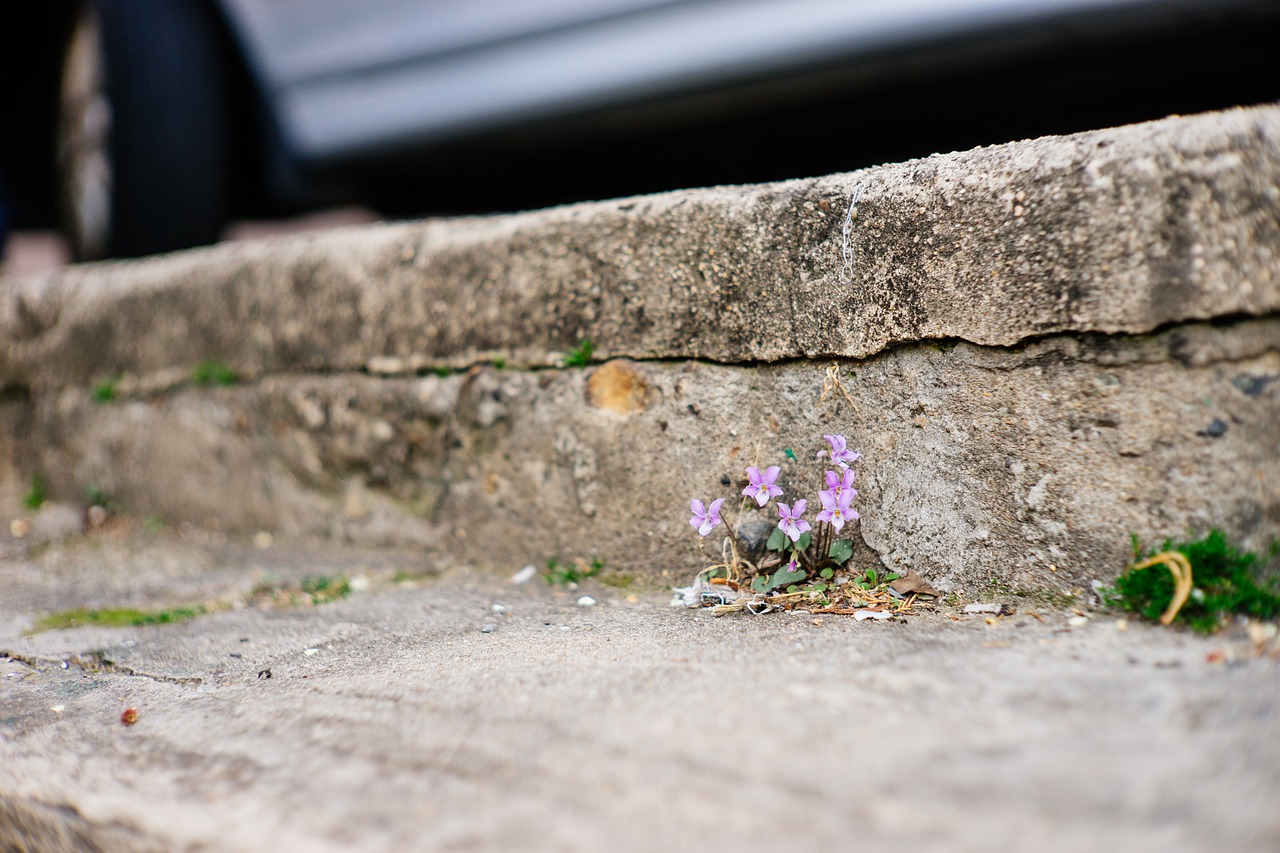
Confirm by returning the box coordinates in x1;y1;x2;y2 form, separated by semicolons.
839;184;863;284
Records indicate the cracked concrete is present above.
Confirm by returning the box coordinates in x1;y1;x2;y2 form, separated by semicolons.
2;533;1279;852
2;105;1279;594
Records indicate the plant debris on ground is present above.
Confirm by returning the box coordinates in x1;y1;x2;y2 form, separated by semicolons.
1106;529;1280;633
544;557;605;586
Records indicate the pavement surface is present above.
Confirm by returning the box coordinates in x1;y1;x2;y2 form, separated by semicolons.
2;528;1278;852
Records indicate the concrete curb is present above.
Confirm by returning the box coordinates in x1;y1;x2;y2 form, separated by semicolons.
3;105;1278;388
2;105;1278;594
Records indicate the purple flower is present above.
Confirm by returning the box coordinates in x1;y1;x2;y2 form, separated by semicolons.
743;466;783;507
816;489;858;532
820;435;862;469
776;500;812;543
823;468;857;501
689;498;724;536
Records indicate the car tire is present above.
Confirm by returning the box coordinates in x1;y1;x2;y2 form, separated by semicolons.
57;0;235;260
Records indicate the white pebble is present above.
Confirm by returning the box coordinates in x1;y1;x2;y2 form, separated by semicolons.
511;565;537;584
491;604;511;615
577;596;597;608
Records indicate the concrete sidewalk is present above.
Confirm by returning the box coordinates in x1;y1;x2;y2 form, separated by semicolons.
2;531;1278;852
2;104;1278;597
1;104;1279;850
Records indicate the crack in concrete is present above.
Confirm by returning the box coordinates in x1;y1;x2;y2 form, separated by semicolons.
0;648;203;686
32;311;1274;403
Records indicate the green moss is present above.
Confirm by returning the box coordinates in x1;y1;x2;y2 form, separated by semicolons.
85;484;110;508
191;360;238;387
1108;529;1280;633
22;474;45;510
91;376;119;403
544;557;604;585
33;606;204;632
300;574;351;604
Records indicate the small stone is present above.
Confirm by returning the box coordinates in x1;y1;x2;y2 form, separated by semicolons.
1198;418;1228;438
735;519;776;560
349;576;370;592
50;705;65;713
480;624;497;634
511;565;537;584
577;596;597;608
9;518;29;538
253;531;274;549
1067;615;1089;627
303;648;319;656
491;604;511;615
86;505;108;528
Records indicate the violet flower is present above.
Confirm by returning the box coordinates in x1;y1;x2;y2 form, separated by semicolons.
816;489;858;532
743;466;783;507
820;435;862;469
689;498;724;536
776;500;811;543
823;468;857;502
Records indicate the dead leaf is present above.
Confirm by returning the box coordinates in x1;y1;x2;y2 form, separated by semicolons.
889;570;941;599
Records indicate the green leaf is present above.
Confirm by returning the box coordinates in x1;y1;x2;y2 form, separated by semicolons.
884;572;901;582
769;564;808;591
828;538;854;565
795;531;812;551
784;448;796;460
766;527;788;551
752;575;768;593
820;568;835;580
786;585;799;594
864;568;878;585
810;582;828;593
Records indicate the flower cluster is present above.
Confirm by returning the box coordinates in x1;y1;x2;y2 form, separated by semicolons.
688;435;864;592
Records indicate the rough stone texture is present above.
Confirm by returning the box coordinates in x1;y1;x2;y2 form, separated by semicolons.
10;318;1276;596
2;536;1279;852
2;105;1279;591
3;105;1279;390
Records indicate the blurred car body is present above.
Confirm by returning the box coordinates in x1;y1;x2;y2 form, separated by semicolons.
2;0;1277;260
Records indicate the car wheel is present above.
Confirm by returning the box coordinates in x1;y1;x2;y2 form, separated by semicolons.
57;0;235;260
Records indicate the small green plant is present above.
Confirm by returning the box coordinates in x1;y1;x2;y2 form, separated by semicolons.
300;575;351;604
544;557;605;586
91;376;119;403
598;572;636;589
22;474;45;510
432;365;452;378
1107;529;1280;633
32;606;205;632
85;483;110;507
563;338;594;367
492;357;507;370
191;360;238;387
